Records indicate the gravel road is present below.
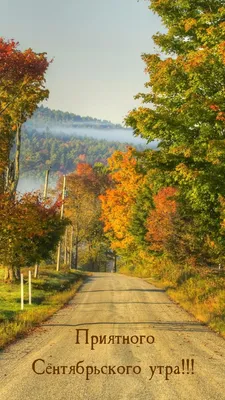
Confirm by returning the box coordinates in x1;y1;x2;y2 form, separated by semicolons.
0;273;224;400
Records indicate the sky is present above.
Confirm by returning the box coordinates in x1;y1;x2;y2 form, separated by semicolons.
0;0;163;124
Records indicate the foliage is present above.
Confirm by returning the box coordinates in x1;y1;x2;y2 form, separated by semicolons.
124;0;225;265
19;128;136;178
145;187;177;252
100;148;144;257
0;37;50;193
0;193;67;276
62;162;111;269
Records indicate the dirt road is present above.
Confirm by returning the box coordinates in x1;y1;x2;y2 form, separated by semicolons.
0;273;224;400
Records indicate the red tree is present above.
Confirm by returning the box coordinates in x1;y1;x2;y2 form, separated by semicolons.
146;187;177;252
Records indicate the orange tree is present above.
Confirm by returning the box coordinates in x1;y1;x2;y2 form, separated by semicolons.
99;148;146;264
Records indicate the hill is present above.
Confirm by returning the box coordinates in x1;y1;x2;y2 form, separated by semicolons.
20;127;143;178
26;105;124;130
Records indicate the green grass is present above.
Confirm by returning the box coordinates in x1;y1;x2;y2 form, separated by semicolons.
0;266;88;350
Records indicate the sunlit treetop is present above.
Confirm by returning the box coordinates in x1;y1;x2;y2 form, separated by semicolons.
149;0;225;54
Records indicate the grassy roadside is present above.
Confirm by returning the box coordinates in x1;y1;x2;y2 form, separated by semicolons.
119;259;225;338
0;266;88;350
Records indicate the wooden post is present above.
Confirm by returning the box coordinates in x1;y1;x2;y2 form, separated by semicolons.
29;270;32;305
21;273;24;310
74;237;78;270
60;175;66;218
34;263;39;278
43;168;50;200
70;226;74;270
64;227;68;265
56;175;66;271
56;242;61;272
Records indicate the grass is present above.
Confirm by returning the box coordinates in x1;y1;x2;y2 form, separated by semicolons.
119;258;225;338
0;265;88;350
166;271;225;337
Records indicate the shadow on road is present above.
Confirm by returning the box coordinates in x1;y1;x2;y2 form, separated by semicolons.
42;320;207;332
73;302;171;305
80;289;165;293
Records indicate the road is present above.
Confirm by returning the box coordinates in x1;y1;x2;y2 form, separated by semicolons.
0;273;224;400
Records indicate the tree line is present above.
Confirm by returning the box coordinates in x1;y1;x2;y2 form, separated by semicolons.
19;128;134;178
26;105;124;129
100;0;225;272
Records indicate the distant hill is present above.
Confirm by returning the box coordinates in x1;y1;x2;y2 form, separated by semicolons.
20;127;144;178
21;106;153;179
26;105;125;130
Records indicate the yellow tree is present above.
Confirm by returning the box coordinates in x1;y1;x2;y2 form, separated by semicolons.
100;148;144;258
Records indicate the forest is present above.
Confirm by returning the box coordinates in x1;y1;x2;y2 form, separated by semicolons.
19;127;137;178
0;0;225;347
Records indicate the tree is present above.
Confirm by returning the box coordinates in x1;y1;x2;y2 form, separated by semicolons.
0;38;50;194
145;187;177;252
125;1;225;266
62;163;108;270
100;148;144;260
0;192;67;281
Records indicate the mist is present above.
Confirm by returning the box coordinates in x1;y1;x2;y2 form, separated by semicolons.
18;126;158;193
17;176;56;195
35;126;158;147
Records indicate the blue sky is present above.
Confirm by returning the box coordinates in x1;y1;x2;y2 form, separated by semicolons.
1;0;163;123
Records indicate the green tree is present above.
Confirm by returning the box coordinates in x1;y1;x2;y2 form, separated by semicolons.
125;0;225;265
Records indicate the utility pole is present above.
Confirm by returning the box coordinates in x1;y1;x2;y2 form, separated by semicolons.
43;167;51;200
56;175;66;271
64;227;68;265
34;167;51;277
69;225;74;270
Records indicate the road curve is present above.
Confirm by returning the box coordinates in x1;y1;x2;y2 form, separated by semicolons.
0;273;224;400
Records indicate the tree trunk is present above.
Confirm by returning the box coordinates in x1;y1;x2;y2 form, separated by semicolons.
114;254;117;273
0;173;5;194
0;132;11;194
4;265;19;282
7;122;22;195
34;263;39;278
74;238;78;269
15;266;20;280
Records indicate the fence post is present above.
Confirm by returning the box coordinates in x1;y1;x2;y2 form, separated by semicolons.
21;273;24;310
29;270;32;305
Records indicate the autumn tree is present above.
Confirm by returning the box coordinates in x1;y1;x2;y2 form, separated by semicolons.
63;163;110;270
145;187;177;252
125;1;225;265
0;38;50;194
0;193;67;281
100;148;145;264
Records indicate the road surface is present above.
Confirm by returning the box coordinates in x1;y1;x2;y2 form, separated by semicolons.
0;273;224;400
